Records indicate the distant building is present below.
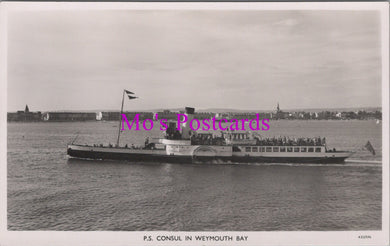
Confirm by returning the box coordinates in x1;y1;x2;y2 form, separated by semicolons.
42;112;96;121
101;111;120;121
7;104;42;122
96;112;103;121
194;112;214;120
123;112;153;121
101;111;154;121
153;110;177;121
214;113;230;120
228;112;257;120
274;102;289;120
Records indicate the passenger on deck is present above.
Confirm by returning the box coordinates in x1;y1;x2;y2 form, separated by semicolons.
145;137;149;147
253;136;327;147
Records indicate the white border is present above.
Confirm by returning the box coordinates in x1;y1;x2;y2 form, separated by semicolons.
0;2;388;246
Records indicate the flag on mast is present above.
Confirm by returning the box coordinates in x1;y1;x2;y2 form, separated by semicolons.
117;89;138;146
365;141;376;155
125;90;138;100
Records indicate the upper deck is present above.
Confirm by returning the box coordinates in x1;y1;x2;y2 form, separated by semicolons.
234;145;326;153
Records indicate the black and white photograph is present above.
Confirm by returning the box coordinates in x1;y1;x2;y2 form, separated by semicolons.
0;2;389;246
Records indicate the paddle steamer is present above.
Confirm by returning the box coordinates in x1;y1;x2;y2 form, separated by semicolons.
67;106;353;164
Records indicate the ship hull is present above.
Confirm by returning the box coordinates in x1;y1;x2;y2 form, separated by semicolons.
67;147;193;163
67;144;351;164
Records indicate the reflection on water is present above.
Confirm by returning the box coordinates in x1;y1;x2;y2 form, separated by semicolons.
7;121;382;230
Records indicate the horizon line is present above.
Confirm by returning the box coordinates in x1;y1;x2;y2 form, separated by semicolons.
7;105;382;113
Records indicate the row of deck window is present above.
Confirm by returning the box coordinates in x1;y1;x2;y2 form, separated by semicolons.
244;146;322;153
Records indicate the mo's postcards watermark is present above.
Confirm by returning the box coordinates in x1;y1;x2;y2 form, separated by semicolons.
121;113;270;131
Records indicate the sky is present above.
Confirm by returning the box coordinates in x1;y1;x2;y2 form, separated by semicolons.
7;9;382;112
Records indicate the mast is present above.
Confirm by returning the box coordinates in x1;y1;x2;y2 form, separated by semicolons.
116;90;125;146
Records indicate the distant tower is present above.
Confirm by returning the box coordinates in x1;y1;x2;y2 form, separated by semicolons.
25;104;30;113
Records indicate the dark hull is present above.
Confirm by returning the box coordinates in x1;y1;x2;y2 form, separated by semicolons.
67;148;192;163
67;148;348;164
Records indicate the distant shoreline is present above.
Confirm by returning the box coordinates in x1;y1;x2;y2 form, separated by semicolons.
7;106;382;122
7;119;382;123
6;106;382;114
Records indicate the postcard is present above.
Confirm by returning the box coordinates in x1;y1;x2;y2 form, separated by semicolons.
0;2;388;246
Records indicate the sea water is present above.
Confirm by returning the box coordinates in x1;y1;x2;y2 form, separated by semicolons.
7;120;382;230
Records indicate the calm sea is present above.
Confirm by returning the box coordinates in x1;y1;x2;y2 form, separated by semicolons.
7;120;382;230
